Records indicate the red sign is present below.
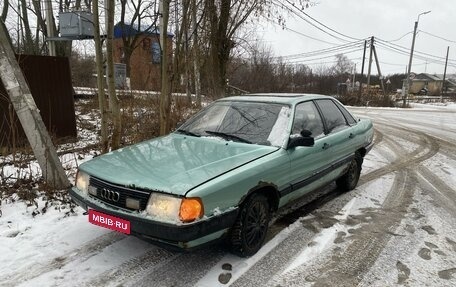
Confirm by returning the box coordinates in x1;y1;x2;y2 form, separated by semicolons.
88;209;131;235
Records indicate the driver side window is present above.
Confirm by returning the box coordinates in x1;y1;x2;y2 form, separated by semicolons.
292;101;324;139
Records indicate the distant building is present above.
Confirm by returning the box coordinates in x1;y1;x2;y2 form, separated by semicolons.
113;23;173;91
410;73;456;96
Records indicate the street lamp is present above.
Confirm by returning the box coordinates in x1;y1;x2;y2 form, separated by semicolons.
403;10;431;107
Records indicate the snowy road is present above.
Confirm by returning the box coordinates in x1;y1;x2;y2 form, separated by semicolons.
1;105;456;286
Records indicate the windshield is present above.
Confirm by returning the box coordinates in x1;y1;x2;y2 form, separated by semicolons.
178;101;291;147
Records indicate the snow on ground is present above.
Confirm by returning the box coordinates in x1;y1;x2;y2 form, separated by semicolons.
1;102;455;286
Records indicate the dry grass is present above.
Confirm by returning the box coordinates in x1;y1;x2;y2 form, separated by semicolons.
0;93;199;203
337;92;396;107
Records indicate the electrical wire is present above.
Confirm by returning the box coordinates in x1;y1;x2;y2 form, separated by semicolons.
376;38;456;64
286;48;364;64
278;40;365;60
382;31;413;42
271;0;351;43
283;0;362;42
262;16;340;46
418;30;456;44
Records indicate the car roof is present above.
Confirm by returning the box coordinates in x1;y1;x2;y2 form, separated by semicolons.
221;93;334;105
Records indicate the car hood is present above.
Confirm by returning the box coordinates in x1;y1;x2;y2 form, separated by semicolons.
79;133;278;195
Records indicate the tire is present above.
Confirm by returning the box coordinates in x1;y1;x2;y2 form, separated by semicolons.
336;152;362;192
230;193;270;257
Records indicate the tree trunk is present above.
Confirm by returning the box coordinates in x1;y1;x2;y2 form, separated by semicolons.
159;0;171;136
191;0;201;106
0;21;69;189
92;0;109;153
19;0;38;54
1;0;8;23
106;0;122;150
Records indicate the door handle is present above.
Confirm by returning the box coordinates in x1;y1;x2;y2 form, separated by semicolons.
322;143;330;150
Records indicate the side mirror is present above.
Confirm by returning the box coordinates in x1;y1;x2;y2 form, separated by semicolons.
287;130;314;149
300;129;312;137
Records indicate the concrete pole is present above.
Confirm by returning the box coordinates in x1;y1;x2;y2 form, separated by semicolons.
441;46;450;102
366;37;374;95
0;22;69;188
372;45;386;96
352;63;356;89
358;40;367;103
403;21;418;107
404;10;431;107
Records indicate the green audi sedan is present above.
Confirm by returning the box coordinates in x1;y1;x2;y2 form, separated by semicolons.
70;94;374;257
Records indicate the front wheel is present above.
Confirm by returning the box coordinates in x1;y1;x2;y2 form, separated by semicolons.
230;193;270;257
336;153;362;192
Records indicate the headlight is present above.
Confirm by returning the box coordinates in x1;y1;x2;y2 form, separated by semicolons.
146;193;204;223
75;170;90;194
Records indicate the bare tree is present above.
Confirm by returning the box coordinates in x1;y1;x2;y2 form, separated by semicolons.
118;0;159;79
92;0;109;153
332;53;354;75
106;0;122;150
159;0;171;135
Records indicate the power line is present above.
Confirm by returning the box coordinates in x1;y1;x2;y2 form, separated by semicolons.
278;40;365;60
283;0;362;42
382;31;413;42
262;16;340;45
286;48;364;64
418;30;456;43
271;0;351;43
376;38;456;64
375;42;456;69
289;57;362;66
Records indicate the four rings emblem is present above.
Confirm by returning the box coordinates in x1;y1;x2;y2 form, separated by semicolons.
100;188;120;202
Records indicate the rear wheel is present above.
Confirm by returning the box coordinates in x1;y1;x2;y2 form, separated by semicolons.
230;193;270;257
336;153;362;191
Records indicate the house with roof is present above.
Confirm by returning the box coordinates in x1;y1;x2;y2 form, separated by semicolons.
113;23;173;91
410;73;456;96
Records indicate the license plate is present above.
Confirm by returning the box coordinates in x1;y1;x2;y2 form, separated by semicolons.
88;209;131;234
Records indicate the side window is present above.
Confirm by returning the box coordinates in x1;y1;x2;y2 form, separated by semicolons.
292;101;324;139
315;99;348;133
334;100;357;125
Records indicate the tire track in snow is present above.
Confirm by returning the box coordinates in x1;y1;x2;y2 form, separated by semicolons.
86;247;178;287
269;121;439;286
1;232;125;286
275;125;418;286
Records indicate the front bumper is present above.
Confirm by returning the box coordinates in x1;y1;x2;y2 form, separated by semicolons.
365;140;374;154
69;187;239;247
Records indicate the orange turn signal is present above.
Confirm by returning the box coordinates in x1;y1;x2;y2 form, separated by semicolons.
179;198;204;222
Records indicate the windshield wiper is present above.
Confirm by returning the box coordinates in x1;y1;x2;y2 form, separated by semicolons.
205;130;251;144
176;129;201;137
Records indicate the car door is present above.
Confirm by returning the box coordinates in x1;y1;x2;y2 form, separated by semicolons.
314;99;355;175
285;101;332;202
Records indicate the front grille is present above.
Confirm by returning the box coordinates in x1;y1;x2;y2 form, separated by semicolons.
89;177;151;211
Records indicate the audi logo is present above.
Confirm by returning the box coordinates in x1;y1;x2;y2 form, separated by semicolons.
100;188;120;202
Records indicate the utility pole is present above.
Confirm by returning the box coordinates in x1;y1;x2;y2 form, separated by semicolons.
44;0;56;56
352;63;356;89
0;22;69;189
403;10;431;108
372;45;386;96
358;40;367;103
366;36;374;95
441;46;450;102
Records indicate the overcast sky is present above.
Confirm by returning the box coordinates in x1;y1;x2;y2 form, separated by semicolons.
259;0;456;76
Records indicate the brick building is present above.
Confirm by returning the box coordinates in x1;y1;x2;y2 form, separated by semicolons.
113;23;173;91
